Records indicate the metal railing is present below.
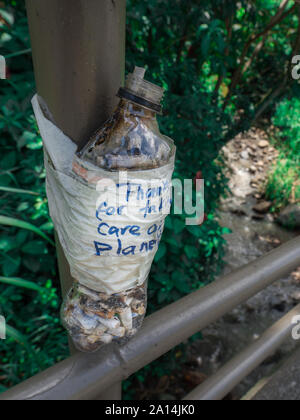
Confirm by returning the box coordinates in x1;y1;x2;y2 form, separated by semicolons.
4;0;299;402
1;236;300;400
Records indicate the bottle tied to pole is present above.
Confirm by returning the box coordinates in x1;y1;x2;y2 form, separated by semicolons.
117;66;163;114
77;66;174;171
60;67;176;352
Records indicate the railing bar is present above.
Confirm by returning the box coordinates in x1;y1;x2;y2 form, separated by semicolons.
183;303;300;401
1;236;300;400
251;345;300;400
96;383;122;401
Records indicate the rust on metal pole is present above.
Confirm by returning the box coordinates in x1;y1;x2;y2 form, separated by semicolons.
25;0;126;400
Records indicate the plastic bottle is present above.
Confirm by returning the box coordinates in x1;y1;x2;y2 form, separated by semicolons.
61;67;175;352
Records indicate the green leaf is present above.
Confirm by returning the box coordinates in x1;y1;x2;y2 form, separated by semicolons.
173;218;185;234
154;242;167;262
23;257;41;273
0;174;13;187
5;325;42;367
22;241;47;256
15;230;29;247
39;221;54;232
0;237;17;252
22;131;42;150
2;256;21;277
171;271;191;293
0;151;17;170
0;216;55;246
155;273;169;286
221;227;232;235
186;225;203;238
201;34;211;56
0;9;14;25
157;290;168;304
0;186;39;196
165;236;181;249
164;216;173;230
0;276;45;293
184;245;199;259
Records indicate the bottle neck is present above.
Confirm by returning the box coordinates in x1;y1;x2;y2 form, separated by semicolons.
118;99;157;120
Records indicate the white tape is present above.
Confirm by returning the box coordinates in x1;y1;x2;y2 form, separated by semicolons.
32;95;175;294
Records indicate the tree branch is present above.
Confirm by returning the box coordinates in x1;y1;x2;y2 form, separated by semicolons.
213;15;234;97
242;33;268;74
224;1;296;108
253;4;300;121
176;24;189;64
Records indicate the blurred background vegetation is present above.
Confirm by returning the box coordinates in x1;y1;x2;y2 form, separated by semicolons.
0;0;299;397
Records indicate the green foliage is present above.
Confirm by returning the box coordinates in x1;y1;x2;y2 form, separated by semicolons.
124;0;300;396
0;276;47;293
0;4;69;390
123;0;300;396
126;0;235;313
266;97;300;211
0;216;55;245
273;98;300;157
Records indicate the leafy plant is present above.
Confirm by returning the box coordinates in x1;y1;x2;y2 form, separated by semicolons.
266;97;300;211
0;3;69;390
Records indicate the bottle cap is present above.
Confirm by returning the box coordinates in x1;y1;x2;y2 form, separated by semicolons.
117;67;164;113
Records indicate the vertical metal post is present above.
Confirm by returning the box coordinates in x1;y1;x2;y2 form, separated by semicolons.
25;0;126;400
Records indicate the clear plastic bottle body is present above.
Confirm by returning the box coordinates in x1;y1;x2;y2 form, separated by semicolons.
80;99;174;171
61;68;175;352
62;281;147;353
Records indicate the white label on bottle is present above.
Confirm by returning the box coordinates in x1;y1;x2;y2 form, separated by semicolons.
46;161;173;294
94;174;171;256
32;94;175;294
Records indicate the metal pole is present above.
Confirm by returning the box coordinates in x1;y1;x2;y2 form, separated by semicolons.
1;236;300;400
251;345;300;400
25;0;126;400
183;304;300;401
